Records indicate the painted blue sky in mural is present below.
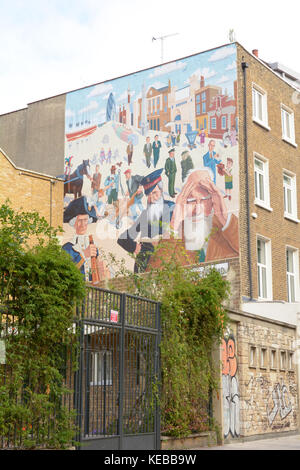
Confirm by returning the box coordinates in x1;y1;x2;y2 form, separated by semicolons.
65;44;237;130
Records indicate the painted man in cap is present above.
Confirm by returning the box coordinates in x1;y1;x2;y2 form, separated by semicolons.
62;196;110;283
117;169;175;273
164;148;177;198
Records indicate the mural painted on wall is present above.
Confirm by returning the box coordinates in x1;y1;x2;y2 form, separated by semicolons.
222;332;240;438
62;44;239;283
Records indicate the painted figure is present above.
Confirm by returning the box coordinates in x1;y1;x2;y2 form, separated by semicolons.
124;169;144;221
230;126;237;146
126;141;134;166
180;150;194;183
152;135;162;168
107;148;112;164
104;165;120;204
203;140;222;184
91;164;101;195
171;131;176;147
143;136;152;168
117;169;175;273
164;148;177;198
100;148;106;165
62;196;110;283
171;169;239;263
199;129;206;146
224;158;233;201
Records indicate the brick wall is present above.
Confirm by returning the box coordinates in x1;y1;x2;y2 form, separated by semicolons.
0;148;63;228
236;44;300;302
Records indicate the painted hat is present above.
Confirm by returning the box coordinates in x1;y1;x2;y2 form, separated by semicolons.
63;196;97;224
124;169;131;175
141;169;163;196
168;148;175;154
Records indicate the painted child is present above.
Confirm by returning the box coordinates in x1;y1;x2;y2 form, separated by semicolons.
224;157;233;201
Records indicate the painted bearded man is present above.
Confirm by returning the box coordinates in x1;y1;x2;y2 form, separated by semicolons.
171;169;239;263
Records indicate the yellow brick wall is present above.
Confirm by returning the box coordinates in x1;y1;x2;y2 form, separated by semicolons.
0;148;63;229
236;44;300;302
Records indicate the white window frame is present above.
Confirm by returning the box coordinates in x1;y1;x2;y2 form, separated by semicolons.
281;104;297;147
286;246;300;303
211;117;216;129
257;235;273;301
90;351;113;386
254;153;272;211
252;84;270;130
283;170;298;222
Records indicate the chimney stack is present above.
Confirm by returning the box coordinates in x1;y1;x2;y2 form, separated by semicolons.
252;49;259;58
200;76;205;88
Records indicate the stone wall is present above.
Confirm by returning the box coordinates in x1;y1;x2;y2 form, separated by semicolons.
224;310;299;440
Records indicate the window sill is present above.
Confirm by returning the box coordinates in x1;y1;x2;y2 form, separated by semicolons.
255;200;273;212
284;213;300;223
253;118;271;131
282;137;297;148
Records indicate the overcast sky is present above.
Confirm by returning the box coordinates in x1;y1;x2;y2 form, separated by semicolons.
0;0;299;115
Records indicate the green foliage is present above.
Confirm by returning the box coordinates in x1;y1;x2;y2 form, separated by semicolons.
0;202;86;449
108;241;230;437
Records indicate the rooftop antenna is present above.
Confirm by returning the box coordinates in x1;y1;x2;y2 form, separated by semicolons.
152;33;179;63
229;29;236;43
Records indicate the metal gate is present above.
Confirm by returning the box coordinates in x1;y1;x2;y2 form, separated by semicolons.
73;286;161;451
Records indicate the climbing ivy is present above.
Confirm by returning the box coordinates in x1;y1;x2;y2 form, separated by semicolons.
108;240;230;437
0;202;86;449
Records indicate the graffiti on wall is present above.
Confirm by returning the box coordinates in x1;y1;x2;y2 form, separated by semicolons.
62;44;239;282
222;333;240;438
267;380;293;426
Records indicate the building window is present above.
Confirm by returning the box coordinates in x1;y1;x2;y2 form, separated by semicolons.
157;97;160;108
280;351;287;370
221;116;227;129
202;92;206;101
252;85;269;128
196;104;200;115
257;237;272;300
204;118;207;129
270;349;277;370
211;117;216;129
164;95;167;103
202;102;206;113
281;105;296;145
283;172;298;220
286;247;299;302
250;346;257;367
196;94;200;103
260;348;267;369
254;155;270;209
288;352;294;371
90;351;113;386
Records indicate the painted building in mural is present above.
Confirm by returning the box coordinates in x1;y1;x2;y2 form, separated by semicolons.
62;44;239;283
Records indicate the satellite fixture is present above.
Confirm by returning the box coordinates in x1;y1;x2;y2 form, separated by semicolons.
229;29;236;43
152;33;179;63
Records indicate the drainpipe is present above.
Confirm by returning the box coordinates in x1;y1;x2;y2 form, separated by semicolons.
241;60;253;300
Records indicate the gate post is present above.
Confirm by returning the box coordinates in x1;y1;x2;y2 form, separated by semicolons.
118;293;126;449
155;302;161;450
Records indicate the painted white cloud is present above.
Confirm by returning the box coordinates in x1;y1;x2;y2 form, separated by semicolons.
65;108;75;118
88;83;114;98
216;75;231;85
79;100;99;113
192;67;217;80
149;61;186;78
208;46;236;63
226;61;236;71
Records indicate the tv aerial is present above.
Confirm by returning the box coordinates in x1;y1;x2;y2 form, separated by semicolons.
152;33;179;63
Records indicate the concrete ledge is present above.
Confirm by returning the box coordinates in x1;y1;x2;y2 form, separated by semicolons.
161;432;218;450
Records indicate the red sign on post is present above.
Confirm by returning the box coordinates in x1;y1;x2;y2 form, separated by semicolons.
110;310;119;323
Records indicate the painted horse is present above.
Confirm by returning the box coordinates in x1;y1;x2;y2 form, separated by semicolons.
64;159;90;199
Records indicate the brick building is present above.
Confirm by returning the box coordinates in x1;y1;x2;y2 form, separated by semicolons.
0;42;299;444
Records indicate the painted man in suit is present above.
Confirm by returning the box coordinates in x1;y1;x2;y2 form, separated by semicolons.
126;141;134;166
152;134;162;168
143;136;152;168
117;169;175;273
203;139;222;184
164;148;177;198
124;169;144;221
